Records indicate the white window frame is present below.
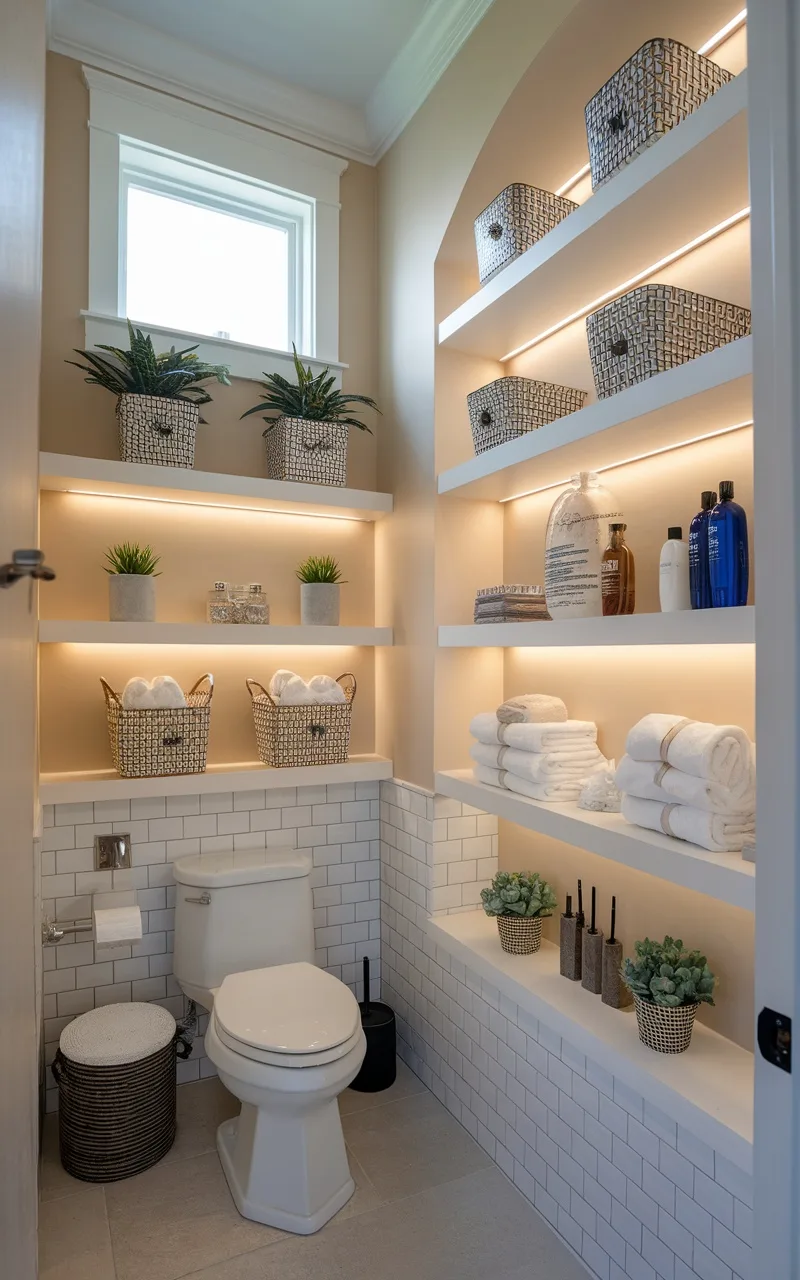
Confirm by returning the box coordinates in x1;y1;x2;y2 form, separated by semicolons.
83;67;348;380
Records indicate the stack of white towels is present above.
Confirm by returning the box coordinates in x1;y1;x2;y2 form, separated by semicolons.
469;693;608;803
122;676;187;710
616;713;756;853
268;669;346;705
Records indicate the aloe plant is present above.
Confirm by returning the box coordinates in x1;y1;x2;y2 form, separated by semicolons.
481;870;557;919
241;345;380;434
621;937;716;1008
104;542;161;576
295;555;345;584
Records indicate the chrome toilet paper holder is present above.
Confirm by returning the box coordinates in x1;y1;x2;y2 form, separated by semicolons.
42;916;93;944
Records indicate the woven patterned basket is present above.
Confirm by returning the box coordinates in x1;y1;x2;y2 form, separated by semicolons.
497;915;543;955
247;673;356;767
474;184;578;284
117;394;199;468
264;416;348;486
586;284;751;399
101;674;213;779
633;995;699;1054
467;376;587;455
585;39;734;189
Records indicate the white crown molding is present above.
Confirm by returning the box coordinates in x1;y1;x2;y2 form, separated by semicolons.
367;0;497;160
48;0;498;165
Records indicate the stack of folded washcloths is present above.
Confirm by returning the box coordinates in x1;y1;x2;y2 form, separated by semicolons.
474;585;551;624
469;693;608;802
268;669;346;705
616;713;756;853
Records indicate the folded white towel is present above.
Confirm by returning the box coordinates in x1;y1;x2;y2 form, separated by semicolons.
497;693;568;725
149;676;187;709
473;762;583;803
279;675;317;705
615;754;755;815
470;741;607;781
621;794;755;853
625;713;754;788
308;674;346;704
470;713;598;753
269;669;298;700
122;677;152;710
122;676;186;710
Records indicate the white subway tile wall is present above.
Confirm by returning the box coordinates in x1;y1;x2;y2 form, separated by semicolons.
380;779;753;1280
41;781;381;1112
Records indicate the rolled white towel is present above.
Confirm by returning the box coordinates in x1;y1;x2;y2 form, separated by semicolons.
497;693;568;725
621;794;755;853
269;669;298;700
625;713;754;788
470;741;607;781
308;674;346;704
470;713;598;753
473;762;583;803
149;676;187;709
615;754;755;815
279;675;316;705
122;677;153;710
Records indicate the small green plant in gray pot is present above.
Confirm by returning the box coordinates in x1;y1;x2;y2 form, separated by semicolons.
241;345;380;487
104;542;161;622
296;555;345;626
621;936;716;1054
67;321;230;468
481;870;558;955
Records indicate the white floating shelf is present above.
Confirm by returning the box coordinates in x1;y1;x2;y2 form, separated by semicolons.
439;606;754;649
438;339;752;501
438;72;748;359
40;756;393;805
39;622;393;646
436;771;754;911
428;911;753;1173
40;453;393;522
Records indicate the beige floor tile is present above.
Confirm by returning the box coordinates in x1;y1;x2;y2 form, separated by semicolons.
341;1090;491;1202
38;1185;116;1280
177;1167;587;1280
39;1112;93;1203
338;1057;427;1116
105;1151;283;1280
164;1078;240;1165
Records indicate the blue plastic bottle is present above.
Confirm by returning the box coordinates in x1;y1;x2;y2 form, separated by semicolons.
688;490;716;610
708;480;749;607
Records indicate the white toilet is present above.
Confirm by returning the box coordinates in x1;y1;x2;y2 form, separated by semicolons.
172;849;367;1235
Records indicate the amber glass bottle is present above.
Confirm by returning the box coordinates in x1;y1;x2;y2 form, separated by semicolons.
601;523;635;615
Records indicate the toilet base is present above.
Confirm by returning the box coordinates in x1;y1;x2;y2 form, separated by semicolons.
217;1112;355;1235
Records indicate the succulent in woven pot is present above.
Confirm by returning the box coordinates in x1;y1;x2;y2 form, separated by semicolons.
481;870;557;955
104;542;161;622
621;936;716;1054
241;345;380;487
67;321;231;468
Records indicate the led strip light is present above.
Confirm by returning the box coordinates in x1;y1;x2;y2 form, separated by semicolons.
64;488;370;523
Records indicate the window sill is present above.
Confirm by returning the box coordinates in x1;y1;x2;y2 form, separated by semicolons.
81;311;347;384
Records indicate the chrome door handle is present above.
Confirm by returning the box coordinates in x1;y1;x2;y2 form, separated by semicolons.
184;893;211;905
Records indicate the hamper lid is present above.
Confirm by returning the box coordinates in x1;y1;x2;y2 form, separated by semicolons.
59;1002;176;1066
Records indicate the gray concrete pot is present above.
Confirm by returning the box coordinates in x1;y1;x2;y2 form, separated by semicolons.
109;574;156;622
300;582;340;626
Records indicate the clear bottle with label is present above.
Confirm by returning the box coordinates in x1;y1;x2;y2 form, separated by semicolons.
544;472;624;619
688;491;716;610
207;581;233;624
244;583;270;625
659;528;691;612
601;523;635;616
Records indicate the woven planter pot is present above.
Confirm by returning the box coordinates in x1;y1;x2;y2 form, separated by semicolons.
247;672;355;767
586;284;751;400
101;673;213;779
467;376;587;456
497;915;543;955
117;394;198;467
585;39;734;189
474;184;577;284
633;995;699;1054
264;416;348;486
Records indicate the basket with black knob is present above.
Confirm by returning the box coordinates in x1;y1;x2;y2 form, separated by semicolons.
101;674;213;779
247;673;356;767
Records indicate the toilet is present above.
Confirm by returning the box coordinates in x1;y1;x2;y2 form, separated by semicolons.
172;849;367;1235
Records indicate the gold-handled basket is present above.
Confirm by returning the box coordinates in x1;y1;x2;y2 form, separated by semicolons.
247;673;356;768
101;674;214;779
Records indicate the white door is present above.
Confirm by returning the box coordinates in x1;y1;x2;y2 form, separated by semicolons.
0;0;47;1274
750;0;800;1273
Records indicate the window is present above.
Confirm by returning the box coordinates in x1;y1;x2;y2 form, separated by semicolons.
83;68;347;380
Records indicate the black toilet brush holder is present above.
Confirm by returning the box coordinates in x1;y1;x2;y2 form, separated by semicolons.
349;956;397;1093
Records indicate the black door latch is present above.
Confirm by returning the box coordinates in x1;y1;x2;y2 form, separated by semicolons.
758;1007;791;1073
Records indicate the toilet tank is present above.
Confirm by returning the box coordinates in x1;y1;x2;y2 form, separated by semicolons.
172;850;315;1008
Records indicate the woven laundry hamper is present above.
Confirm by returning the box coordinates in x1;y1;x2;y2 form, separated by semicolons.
247;673;356;767
53;1003;187;1182
467;376;587;455
474;184;577;284
101;674;214;779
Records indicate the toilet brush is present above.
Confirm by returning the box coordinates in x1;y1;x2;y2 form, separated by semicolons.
349;956;397;1093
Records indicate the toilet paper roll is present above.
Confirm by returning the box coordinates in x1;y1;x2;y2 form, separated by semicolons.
94;905;143;948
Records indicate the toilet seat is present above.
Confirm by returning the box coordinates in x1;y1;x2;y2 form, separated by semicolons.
213;961;361;1068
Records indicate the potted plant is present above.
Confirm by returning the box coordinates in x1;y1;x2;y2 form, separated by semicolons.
241;345;380;487
621;936;716;1054
104;542;161;622
481;870;558;955
67;321;230;468
296;555;345;626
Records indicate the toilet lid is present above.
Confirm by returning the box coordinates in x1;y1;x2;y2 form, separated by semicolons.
213;962;360;1056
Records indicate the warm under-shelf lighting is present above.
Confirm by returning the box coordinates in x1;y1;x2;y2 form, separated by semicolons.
500;207;750;362
500;418;753;503
65;489;369;523
555;163;591;198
